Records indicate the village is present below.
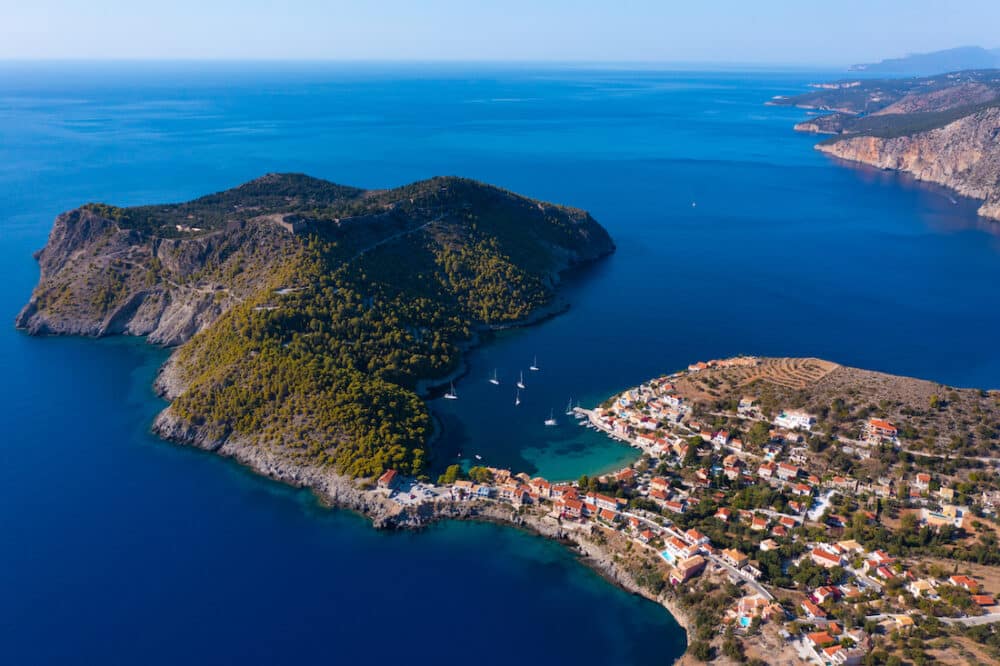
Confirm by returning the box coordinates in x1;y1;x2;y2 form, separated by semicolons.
377;357;1000;665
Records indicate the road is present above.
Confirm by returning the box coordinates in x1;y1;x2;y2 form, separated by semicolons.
940;612;1000;627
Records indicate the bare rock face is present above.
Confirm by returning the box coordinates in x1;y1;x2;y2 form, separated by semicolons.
16;208;295;344
818;107;1000;221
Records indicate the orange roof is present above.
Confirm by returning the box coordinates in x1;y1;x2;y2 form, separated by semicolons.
812;548;841;564
806;631;834;646
972;595;996;606
870;418;896;431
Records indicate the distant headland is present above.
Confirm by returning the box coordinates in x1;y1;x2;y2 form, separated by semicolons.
770;70;1000;221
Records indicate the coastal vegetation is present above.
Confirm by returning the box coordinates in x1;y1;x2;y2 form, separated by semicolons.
20;173;614;478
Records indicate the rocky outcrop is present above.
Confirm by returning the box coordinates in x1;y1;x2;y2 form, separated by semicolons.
818;106;1000;221
16;209;296;344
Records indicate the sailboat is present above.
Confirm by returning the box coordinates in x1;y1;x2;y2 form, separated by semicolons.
489;368;500;385
514;390;521;406
529;356;539;371
565;398;574;416
516;371;526;390
544;409;558;426
444;382;458;400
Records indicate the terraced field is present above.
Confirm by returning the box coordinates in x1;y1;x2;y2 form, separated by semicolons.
674;357;839;401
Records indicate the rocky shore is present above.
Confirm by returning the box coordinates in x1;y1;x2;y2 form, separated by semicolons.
817;106;1000;221
151;398;692;648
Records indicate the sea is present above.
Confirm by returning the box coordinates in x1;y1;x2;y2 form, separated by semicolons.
3;62;1000;665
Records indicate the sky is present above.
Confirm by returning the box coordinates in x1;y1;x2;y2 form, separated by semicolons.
2;0;1000;65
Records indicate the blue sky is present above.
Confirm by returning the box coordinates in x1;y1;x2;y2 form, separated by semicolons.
4;0;999;64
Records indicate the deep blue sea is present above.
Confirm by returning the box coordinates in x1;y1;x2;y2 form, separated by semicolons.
3;63;1000;665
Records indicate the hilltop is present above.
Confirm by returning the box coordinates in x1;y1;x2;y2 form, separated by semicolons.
771;71;1000;221
17;174;614;479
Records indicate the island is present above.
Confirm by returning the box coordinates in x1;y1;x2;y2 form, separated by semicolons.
18;178;1000;664
770;70;1000;221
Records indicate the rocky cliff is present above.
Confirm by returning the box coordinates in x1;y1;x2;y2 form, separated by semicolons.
16;206;299;344
818;106;1000;220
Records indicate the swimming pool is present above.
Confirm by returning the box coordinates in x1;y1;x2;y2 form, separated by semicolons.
659;550;675;564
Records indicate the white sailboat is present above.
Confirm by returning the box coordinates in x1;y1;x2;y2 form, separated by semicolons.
475;454;482;460
489;368;500;385
516;371;526;390
544;409;557;426
565;398;574;416
514;390;521;406
444;381;458;400
529;356;539;371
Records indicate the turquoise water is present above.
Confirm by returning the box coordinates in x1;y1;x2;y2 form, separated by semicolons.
4;62;1000;664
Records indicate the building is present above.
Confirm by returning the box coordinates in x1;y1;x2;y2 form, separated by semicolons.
777;463;800;481
715;507;732;522
721;548;749;569
800;599;827;619
377;469;400;490
948;575;981;593
908;579;935;597
810;547;843;569
922;504;966;529
774;410;815;431
868;418;898;442
759;539;779;552
685;528;710;545
913;473;931;491
670;555;706;584
529;477;552;498
561;498;584;518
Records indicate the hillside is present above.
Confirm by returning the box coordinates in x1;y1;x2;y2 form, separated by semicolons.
849;46;1000;76
673;357;1000;460
17;174;614;479
772;71;1000;221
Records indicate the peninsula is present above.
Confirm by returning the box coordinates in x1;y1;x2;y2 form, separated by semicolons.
771;70;1000;221
17;173;613;482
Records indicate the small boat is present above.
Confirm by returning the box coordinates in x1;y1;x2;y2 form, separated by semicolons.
544;409;557;427
529;356;539;371
444;382;458;400
515;390;521;406
516;371;526;389
489;368;500;385
565;398;574;416
475;454;482;461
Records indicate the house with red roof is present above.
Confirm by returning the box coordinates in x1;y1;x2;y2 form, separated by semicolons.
777;463;800;481
948;575;981;593
800;599;827;619
561;498;584;518
810;547;843;569
868;418;898;441
670;555;707;585
377;469;400;490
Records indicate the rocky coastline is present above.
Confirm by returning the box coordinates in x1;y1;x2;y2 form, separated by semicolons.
151;399;693;648
816;106;1000;221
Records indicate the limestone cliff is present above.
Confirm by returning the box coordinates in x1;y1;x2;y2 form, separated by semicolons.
817;107;1000;220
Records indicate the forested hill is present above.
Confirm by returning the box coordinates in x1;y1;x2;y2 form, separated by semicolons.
18;174;614;478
